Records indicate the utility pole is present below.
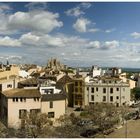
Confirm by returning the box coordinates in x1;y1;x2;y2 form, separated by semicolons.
125;119;127;138
124;102;127;138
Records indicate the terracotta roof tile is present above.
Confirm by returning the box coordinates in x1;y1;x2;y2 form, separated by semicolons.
2;88;41;98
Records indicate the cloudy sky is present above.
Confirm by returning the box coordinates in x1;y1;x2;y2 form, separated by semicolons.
1;2;140;68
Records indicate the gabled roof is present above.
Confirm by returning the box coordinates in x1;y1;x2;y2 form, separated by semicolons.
56;75;73;89
18;78;38;85
2;88;41;98
57;75;73;84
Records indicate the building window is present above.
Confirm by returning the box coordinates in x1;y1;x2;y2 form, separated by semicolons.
103;96;106;102
13;98;15;102
19;109;27;119
50;101;53;108
110;96;113;102
96;87;98;92
103;88;106;93
16;98;18;102
122;102;126;106
34;97;39;102
87;87;89;91
20;98;23;102
75;88;78;92
42;89;54;94
48;112;55;118
75;82;78;86
116;103;119;107
7;84;12;88
23;98;26;102
75;94;82;99
79;101;82;106
91;95;94;101
122;96;125;99
75;101;78;105
30;109;40;115
116;96;119;99
123;88;125;91
116;88;119;91
91;88;94;93
80;81;82;86
110;88;113;93
80;88;82;93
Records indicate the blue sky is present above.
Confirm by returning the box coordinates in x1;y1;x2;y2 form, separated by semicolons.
1;2;140;68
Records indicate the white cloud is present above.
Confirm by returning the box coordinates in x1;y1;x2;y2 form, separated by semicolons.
72;52;80;56
20;32;88;48
80;3;91;9
105;28;116;33
25;2;47;11
7;55;22;60
121;41;140;47
19;32;119;52
61;53;65;56
73;18;90;32
102;40;119;49
41;34;65;47
87;41;100;48
0;36;21;47
65;2;91;17
88;28;101;33
0;3;12;13
0;6;63;35
65;7;84;17
20;32;40;45
8;10;63;34
130;32;140;39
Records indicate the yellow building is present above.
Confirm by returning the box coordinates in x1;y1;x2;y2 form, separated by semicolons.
0;65;20;80
72;74;85;108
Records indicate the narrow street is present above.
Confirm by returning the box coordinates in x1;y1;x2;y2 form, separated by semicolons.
107;119;140;138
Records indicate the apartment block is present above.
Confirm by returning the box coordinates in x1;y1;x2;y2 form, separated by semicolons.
85;76;131;107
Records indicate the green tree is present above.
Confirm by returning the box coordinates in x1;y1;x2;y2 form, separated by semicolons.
17;113;53;138
81;103;120;134
54;113;82;138
131;87;140;100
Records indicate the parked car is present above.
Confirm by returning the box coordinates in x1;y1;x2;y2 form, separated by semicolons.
77;120;94;126
80;128;99;138
103;128;114;135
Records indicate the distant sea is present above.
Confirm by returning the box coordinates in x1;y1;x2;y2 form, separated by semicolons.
77;67;140;73
122;68;140;73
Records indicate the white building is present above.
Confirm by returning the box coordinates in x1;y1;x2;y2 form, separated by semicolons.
19;70;30;78
91;65;102;77
84;76;131;107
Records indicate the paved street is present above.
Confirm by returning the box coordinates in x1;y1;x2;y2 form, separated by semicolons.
107;119;140;138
